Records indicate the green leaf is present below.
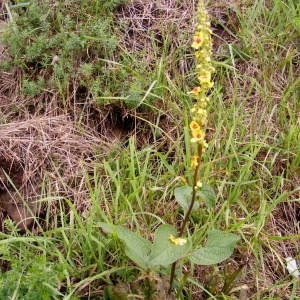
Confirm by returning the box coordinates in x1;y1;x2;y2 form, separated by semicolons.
99;223;192;268
149;224;191;266
99;223;151;269
98;222;113;234
197;183;217;208
205;230;240;248
174;186;199;211
190;230;240;265
114;226;152;269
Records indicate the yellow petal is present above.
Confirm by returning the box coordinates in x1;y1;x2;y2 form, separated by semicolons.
191;156;199;168
190;120;200;130
168;235;187;246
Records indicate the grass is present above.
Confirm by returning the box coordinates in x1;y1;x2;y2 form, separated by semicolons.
0;0;299;299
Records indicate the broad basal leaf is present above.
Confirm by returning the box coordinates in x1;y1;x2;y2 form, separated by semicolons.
190;230;240;265
99;223;151;269
149;224;191;267
205;230;240;248
174;186;199;211
99;223;192;269
114;226;152;269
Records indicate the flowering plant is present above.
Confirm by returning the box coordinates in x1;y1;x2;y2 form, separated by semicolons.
100;1;239;297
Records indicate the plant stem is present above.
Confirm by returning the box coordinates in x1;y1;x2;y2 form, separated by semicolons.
179;144;202;236
168;260;177;294
168;144;203;294
145;272;152;300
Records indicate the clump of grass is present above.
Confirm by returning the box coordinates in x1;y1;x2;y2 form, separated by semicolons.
0;254;64;300
2;0;165;110
2;0;126;98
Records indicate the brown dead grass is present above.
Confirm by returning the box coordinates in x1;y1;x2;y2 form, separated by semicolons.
116;0;196;53
0;116;105;229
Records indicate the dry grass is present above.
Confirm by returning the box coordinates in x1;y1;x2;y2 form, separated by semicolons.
0;116;104;229
117;0;196;53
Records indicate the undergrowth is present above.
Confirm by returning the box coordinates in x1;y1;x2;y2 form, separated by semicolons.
2;0;161;109
0;0;299;299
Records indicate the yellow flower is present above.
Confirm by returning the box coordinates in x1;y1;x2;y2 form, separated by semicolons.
188;87;201;95
203;141;208;149
191;32;204;49
190;121;206;143
188;1;213;165
204;81;214;89
196;108;207;118
191;127;204;139
195;50;206;60
190;120;204;138
189;120;200;131
191;132;204;143
168;235;187;246
191;156;199;168
193;96;209;109
198;70;211;85
191;137;203;143
196;181;202;189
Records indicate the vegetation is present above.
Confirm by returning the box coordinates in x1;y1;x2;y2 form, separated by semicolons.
0;0;299;299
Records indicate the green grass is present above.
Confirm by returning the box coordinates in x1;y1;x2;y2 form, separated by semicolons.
0;0;299;299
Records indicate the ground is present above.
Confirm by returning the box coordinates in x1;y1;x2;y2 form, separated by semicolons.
0;0;299;299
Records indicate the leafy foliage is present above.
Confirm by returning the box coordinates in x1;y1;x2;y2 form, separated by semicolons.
2;0;130;98
1;0;163;110
113;225;152;269
174;183;217;211
100;223;192;268
0;256;64;300
190;230;240;265
174;186;198;211
149;224;191;266
197;183;217;208
100;223;239;269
